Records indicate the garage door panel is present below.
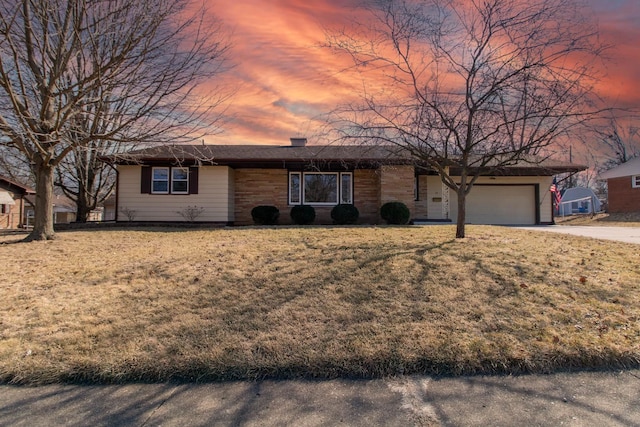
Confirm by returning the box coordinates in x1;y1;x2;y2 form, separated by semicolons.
450;185;536;225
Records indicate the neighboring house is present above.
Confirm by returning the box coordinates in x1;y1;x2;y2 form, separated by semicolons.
599;157;640;213
557;187;602;216
104;139;585;226
24;194;77;226
0;175;34;229
102;195;117;221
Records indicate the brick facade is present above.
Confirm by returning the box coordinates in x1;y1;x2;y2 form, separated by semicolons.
234;169;289;225
353;169;381;223
379;165;416;217
0;201;24;229
607;176;640;213
234;167;389;225
0;181;30;229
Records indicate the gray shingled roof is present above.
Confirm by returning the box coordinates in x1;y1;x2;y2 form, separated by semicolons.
107;144;585;174
112;144;411;163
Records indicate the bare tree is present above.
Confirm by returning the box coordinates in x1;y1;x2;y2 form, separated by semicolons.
54;140;118;222
52;63;139;223
592;116;640;171
0;0;230;240
0;144;33;185
326;0;605;238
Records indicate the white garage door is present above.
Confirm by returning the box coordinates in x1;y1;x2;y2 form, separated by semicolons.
450;185;536;225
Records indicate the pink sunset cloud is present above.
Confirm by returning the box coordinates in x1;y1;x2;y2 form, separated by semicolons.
202;0;640;146
590;2;640;109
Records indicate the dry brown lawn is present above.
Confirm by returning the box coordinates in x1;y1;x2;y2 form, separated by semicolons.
1;225;639;384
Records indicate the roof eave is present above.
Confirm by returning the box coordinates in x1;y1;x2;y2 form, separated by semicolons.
0;175;35;193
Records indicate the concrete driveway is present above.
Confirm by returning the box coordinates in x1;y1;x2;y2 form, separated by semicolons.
515;225;640;244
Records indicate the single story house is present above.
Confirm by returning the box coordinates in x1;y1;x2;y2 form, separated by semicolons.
105;139;585;226
0;175;34;229
557;187;602;216
103;195;117;221
24;194;77;226
599;157;640;213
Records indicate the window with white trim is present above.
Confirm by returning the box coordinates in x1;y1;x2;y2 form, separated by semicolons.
289;172;352;205
152;167;169;194
633;175;640;188
289;172;301;204
151;167;189;194
340;173;352;204
171;167;189;194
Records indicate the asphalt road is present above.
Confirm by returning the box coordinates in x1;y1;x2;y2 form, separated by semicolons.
1;370;639;426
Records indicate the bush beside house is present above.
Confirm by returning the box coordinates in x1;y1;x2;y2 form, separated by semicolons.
251;205;280;225
331;204;359;225
381;201;411;225
291;205;316;225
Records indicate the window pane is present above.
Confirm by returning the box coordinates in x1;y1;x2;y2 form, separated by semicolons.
341;173;352;204
290;173;300;204
172;181;188;193
153;168;168;180
173;168;188;180
304;173;337;204
153;181;168;192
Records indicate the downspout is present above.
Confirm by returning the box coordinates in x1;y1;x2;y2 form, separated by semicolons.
114;165;120;222
534;184;541;224
19;194;24;228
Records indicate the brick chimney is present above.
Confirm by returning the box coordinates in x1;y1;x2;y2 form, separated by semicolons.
290;137;307;147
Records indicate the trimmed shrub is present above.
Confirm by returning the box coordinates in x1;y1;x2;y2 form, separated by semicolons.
331;204;359;225
290;205;316;225
380;201;411;225
251;205;280;225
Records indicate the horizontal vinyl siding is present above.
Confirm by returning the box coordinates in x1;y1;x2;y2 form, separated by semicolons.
117;165;232;222
227;168;235;221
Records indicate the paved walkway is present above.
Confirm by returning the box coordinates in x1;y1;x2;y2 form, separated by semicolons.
1;370;639;426
515;225;640;244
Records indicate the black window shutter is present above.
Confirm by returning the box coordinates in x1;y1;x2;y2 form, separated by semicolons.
189;167;199;194
141;166;152;193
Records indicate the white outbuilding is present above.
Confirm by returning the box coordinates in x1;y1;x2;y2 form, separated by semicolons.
558;187;602;216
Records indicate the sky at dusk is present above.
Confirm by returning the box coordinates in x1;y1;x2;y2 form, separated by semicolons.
205;0;640;146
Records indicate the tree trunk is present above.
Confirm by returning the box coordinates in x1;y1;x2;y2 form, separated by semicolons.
76;203;90;223
26;159;56;241
75;186;90;223
455;188;466;238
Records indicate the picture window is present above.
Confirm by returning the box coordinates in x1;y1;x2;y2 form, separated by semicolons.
289;172;352;205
